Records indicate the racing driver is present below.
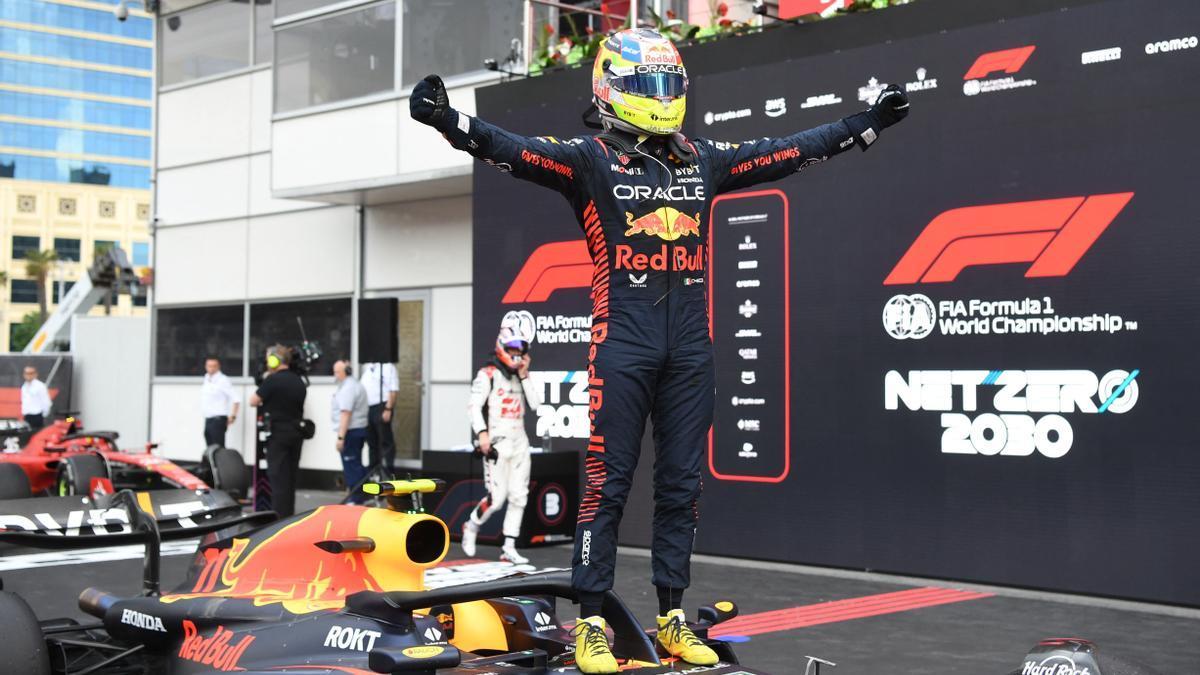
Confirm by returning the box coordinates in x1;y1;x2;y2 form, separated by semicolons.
411;27;909;674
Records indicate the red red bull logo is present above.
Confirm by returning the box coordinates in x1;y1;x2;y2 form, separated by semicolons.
178;620;254;671
624;208;702;241
614;244;704;272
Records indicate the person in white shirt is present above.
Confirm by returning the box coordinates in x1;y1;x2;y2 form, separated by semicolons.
360;362;399;474
332;360;370;502
20;365;53;430
201;358;239;447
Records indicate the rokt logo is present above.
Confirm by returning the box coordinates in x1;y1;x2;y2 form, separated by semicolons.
884;193;1134;285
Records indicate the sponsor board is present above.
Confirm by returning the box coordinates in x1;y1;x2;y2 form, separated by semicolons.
1145;36;1197;54
884;295;1138;340
800;93;841;109
885;368;1139;457
905;67;938;92
962;45;1037;96
704;109;752;125
857;76;888;103
1081;47;1121;64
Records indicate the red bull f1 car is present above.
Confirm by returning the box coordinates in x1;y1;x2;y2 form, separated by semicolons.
0;480;790;674
0;417;248;502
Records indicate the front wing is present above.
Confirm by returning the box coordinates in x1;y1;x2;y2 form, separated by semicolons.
0;488;241;536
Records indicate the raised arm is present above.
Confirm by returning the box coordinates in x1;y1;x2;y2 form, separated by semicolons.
410;74;591;195
706;85;910;194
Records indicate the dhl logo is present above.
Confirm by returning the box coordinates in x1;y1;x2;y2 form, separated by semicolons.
624;207;701;241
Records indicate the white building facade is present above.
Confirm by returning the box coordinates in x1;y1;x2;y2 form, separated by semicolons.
149;0;532;474
149;0;714;476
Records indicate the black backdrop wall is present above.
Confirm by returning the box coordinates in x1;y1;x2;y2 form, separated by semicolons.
471;0;1200;606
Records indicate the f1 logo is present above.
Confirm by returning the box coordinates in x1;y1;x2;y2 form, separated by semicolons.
884;193;1134;285
963;45;1036;80
502;240;590;303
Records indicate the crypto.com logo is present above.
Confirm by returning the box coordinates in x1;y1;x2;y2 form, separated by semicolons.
502;240;590;303
884;193;1134;285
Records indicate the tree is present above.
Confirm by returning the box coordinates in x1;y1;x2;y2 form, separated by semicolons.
23;249;57;324
9;311;41;352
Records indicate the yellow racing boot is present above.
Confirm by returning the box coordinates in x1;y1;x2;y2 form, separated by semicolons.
570;616;619;674
656;609;719;665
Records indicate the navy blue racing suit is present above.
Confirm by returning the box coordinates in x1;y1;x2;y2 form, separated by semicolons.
435;108;888;597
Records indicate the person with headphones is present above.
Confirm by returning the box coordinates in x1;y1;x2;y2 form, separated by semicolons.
249;344;308;517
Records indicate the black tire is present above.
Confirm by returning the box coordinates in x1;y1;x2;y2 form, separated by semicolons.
0;591;51;675
208;448;249;499
0;463;32;499
54;453;108;497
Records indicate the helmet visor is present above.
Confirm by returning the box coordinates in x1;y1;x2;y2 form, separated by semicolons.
613;71;686;99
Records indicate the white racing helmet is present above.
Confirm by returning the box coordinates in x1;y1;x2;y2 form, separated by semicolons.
495;310;535;370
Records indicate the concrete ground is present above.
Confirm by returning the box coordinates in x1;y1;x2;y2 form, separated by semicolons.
2;489;1197;674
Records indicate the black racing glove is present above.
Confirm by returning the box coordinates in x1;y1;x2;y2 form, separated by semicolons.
843;83;909;150
870;84;910;128
409;74;455;131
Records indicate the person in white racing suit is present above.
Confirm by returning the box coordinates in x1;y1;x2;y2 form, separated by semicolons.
464;312;541;564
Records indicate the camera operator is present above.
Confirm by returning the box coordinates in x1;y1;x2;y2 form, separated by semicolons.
249;344;307;518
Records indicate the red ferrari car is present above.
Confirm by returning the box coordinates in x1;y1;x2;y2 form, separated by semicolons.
0;417;247;500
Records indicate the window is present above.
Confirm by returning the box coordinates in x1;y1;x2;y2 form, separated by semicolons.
0;28;152;70
52;280;75;304
54;238;81;262
250;298;351;376
274;3;396;113
254;0;274;64
276;0;338;19
0;91;151;129
0;0;154;40
160;1;251;87
94;240;118;258
401;0;522;87
0;59;152;100
156;305;245;376
133;293;148;307
9;323;25;351
0;153;150;189
10;279;39;304
12;235;40;259
1;123;151;161
132;241;150;266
